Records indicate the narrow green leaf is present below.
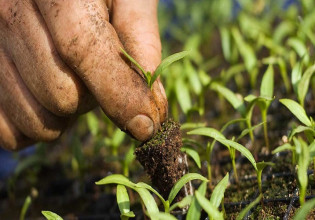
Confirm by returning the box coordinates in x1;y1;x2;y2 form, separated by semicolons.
169;195;193;211
135;187;159;217
211;82;246;116
231;26;257;71
168;173;208;204
151;51;189;87
272;143;294;154
120;48;147;77
181;146;201;169
260;65;274;99
237;122;265;141
181;122;206;130
136;182;167;209
185;59;202;95
297;64;315;107
291;61;303;94
256;162;275;171
86;112;99;136
117;185;133;217
287;38;308;58
220;27;231;62
41;211;63;220
236;194;262;220
289;125;315;141
244;94;257;102
111;129;125;148
195;191;224;220
210;173;229;208
216;138;257;171
95;174;136;189
155;212;177;220
186;182;207;220
280;99;312;126
293;197;315;220
20;196;32;220
175;78;192;114
121;211;136;218
188;127;225;140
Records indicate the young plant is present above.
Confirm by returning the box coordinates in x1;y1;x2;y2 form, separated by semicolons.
188;128;274;195
95;173;207;217
121;48;189;89
293;197;315;220
20;195;31;220
192;173;229;220
236;194;262;220
294;137;310;205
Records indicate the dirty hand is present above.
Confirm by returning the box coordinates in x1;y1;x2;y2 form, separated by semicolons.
0;0;168;150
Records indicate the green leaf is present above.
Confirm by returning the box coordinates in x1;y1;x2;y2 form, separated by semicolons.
168;173;208;204
117;185;134;218
309;141;315;158
211;82;246;116
216;138;257;171
210;173;229;208
287;38;308;59
111;129;126;148
237;122;265;141
297;64;315;107
95;174;137;189
120;48;147;78
169;195;193;211
289;125;315;141
272;143;294;154
236;194;262;220
220;26;231;62
175;78;192;114
256;162;275;172
135;187;159;217
180;122;206;130
151;51;189;87
20;196;32;220
181;146;201;169
155;212;177;220
185;59;202;95
195;191;224;220
186;182;207;220
188;127;225;140
231;26;257;71
135;182;167;210
291;61;303;95
293;197;315;220
86;112;99;136
260;65;274;99
280;99;312;126
41;211;63;220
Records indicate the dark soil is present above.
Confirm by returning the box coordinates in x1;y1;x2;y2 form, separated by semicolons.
135;119;192;201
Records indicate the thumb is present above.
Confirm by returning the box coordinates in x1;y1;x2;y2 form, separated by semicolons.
110;0;168;124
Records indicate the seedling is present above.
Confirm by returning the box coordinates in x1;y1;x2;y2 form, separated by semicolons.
121;48;189;89
188;127;274;196
95;173;207;217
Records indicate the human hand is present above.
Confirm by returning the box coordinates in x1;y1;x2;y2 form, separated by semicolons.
0;0;168;150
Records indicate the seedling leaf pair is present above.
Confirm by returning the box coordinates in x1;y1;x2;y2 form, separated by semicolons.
121;48;189;89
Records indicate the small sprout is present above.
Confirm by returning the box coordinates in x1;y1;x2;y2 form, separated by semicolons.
20;196;32;220
236;194;262;220
121;48;188;89
186;182;207;220
256;162;275;195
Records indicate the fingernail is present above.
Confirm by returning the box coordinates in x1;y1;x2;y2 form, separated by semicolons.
126;115;154;142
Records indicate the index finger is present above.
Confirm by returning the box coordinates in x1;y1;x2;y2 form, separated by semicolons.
34;0;161;141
